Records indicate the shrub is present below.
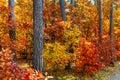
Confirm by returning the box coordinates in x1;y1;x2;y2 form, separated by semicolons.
44;42;71;70
73;39;103;74
0;48;43;80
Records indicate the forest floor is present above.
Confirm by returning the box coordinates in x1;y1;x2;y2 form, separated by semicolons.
17;59;120;80
108;61;120;80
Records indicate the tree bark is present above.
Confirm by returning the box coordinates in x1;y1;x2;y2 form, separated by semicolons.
98;0;102;42
70;0;74;5
33;0;44;72
8;0;16;61
60;0;66;21
110;2;114;64
42;0;44;7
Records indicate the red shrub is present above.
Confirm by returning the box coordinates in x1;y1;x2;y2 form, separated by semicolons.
73;39;103;74
0;48;43;80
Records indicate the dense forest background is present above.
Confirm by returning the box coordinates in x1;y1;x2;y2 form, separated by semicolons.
0;0;120;80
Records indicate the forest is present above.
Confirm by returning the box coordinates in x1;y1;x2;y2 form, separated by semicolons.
0;0;120;80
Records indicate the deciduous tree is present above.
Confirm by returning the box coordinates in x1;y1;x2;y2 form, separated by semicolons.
33;0;44;72
8;0;16;61
60;0;66;21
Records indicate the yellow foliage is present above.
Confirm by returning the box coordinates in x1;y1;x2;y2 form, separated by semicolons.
64;25;81;48
44;42;71;69
114;27;120;34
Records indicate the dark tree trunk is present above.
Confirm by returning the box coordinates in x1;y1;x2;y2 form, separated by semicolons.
8;0;16;61
110;2;114;65
60;0;66;21
98;0;102;42
33;0;44;72
42;0;44;7
70;0;74;5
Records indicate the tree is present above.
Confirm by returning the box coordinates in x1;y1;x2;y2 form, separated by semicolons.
33;0;44;72
60;0;66;21
98;0;102;42
110;2;114;65
8;0;16;61
42;0;44;7
70;0;74;5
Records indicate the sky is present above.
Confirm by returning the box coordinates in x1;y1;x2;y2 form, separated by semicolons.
91;0;95;4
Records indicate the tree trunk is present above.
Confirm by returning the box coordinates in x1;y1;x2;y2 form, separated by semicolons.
70;0;74;5
8;0;16;61
33;0;44;72
98;0;102;42
110;2;114;65
42;0;44;7
60;0;66;21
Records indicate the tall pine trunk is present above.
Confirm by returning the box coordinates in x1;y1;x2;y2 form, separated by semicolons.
33;0;44;72
42;0;44;7
60;0;66;21
70;0;74;5
8;0;16;61
110;2;114;65
98;0;102;42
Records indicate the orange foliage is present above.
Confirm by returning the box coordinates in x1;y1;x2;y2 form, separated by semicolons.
0;0;120;76
0;48;43;80
73;39;103;73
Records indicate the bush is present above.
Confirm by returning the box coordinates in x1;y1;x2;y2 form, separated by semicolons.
73;39;103;74
44;42;71;70
0;48;43;80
